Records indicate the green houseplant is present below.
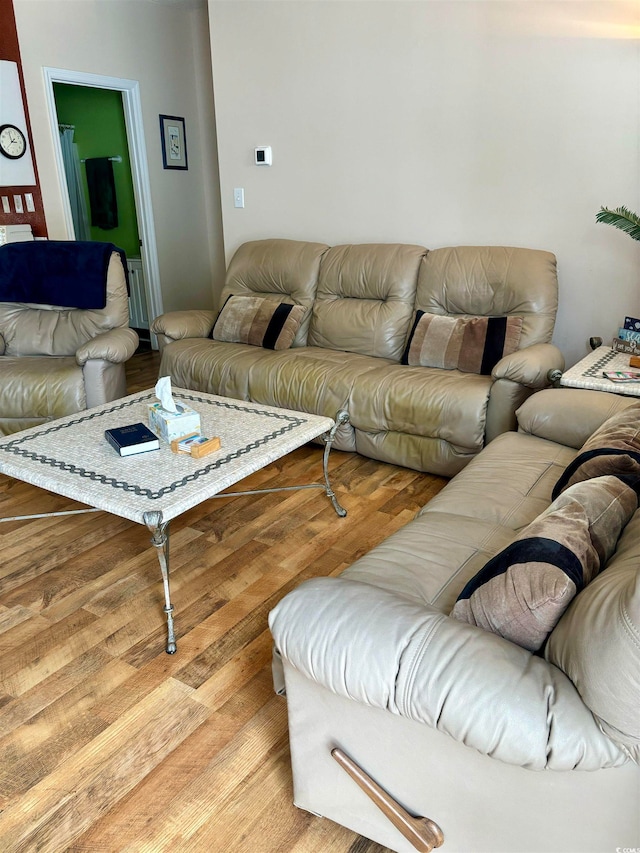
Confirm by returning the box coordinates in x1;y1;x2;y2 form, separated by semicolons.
596;206;640;242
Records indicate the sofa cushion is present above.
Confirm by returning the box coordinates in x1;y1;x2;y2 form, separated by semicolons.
401;311;522;374
545;511;640;759
450;475;638;651
307;243;426;360
211;295;306;351
220;239;328;346
0;356;86;419
416;245;558;349
552;402;640;499
348;361;492;452
245;346;384;449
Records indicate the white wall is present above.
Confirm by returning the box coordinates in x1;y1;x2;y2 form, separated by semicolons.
209;0;640;366
14;0;226;313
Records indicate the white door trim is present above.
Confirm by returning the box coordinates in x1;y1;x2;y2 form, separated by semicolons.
42;66;164;329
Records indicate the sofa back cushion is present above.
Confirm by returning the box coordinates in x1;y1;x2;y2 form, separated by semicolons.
307;243;426;360
220;239;329;346
0;251;129;357
545;511;640;759
416;246;558;349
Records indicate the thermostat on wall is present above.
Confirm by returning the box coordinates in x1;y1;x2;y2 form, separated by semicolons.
255;146;272;166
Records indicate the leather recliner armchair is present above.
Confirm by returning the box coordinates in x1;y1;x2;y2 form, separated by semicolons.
0;247;139;436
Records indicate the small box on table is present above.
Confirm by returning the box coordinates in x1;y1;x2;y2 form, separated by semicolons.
170;433;222;458
148;401;201;443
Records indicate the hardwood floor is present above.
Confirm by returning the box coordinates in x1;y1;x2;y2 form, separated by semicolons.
0;351;447;852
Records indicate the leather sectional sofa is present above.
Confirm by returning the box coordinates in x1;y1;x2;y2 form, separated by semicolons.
152;239;564;477
269;387;640;852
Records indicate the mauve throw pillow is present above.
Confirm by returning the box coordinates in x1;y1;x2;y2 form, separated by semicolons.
401;312;522;375
451;475;638;651
552;402;640;499
211;295;306;351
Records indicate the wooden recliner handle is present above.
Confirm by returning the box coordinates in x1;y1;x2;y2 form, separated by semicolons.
331;747;444;853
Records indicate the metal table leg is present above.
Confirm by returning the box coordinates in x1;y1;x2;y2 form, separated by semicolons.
143;510;177;654
139;409;349;654
322;409;349;517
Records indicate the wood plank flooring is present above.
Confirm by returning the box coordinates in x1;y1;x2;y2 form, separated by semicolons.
0;351;447;852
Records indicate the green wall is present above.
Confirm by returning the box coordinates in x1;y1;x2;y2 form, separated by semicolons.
53;83;140;258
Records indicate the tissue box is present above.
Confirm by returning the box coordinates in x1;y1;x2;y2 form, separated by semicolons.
148;401;201;443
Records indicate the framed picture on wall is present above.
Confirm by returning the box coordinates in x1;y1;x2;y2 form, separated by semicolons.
159;115;188;170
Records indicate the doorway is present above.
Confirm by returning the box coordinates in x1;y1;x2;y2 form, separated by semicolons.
43;67;162;349
54;84;152;346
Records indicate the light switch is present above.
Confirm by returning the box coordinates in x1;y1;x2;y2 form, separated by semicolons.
25;193;35;212
233;188;245;209
13;194;23;214
1;196;9;214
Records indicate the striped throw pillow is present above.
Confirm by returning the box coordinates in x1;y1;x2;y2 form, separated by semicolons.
401;312;523;374
450;475;638;651
552;402;640;499
211;295;306;350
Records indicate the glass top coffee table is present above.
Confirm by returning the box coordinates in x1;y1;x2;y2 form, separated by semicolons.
0;388;348;654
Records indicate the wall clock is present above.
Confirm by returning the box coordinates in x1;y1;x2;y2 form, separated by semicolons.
0;124;27;160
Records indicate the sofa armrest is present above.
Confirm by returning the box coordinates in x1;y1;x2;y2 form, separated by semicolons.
151;310;216;343
485;344;567;442
492;343;565;389
270;577;627;772
75;327;139;365
517;387;639;449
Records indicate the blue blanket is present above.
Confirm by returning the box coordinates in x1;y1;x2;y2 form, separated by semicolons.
0;241;127;309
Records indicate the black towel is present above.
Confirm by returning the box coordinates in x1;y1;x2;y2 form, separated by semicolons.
85;157;118;230
0;241;127;308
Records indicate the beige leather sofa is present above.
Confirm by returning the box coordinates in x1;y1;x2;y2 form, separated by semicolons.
152;239;564;477
0;250;139;437
269;388;640;853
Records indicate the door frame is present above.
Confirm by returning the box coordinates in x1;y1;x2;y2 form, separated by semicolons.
42;66;163;330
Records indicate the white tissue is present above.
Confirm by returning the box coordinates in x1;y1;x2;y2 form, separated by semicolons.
155;375;178;413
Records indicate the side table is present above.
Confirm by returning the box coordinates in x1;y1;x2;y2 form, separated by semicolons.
555;345;640;398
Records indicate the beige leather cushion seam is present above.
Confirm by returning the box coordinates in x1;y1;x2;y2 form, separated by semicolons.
492;460;568;530
360;427;479;452
398;618;443;716
425;458;565;532
620;598;640;650
425;525;514;607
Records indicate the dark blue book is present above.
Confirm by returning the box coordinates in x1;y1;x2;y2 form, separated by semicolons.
105;422;160;456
